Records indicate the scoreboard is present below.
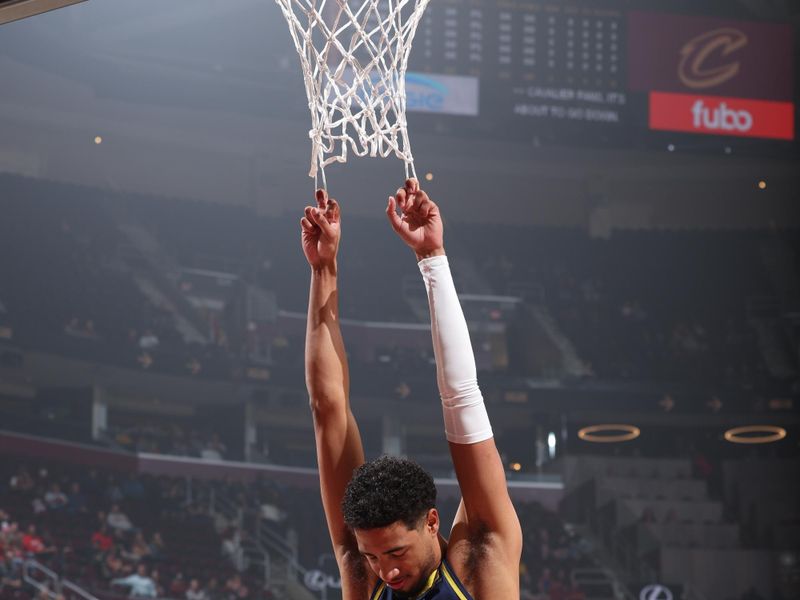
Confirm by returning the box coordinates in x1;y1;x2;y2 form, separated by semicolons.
414;1;624;91
402;0;795;150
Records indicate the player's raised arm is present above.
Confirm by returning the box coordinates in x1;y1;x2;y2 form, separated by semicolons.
386;180;522;575
302;190;373;598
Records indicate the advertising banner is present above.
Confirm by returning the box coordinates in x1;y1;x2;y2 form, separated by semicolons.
628;11;794;140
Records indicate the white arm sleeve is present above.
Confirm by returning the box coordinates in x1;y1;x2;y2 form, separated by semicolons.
419;255;493;445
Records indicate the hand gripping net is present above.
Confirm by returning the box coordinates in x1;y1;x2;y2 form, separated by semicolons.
274;0;430;189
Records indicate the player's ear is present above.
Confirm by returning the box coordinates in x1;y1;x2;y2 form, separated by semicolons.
425;508;439;535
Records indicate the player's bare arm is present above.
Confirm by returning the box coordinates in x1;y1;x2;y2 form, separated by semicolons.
302;190;375;598
387;180;523;596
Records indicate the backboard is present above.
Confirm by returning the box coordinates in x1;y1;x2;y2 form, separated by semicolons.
0;0;87;26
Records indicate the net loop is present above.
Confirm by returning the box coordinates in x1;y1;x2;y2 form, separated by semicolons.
275;0;428;188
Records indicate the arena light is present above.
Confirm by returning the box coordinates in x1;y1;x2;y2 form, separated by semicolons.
0;1;88;26
578;424;640;443
757;180;767;190
723;425;786;444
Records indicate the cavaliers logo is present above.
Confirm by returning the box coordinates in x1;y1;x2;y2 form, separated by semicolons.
678;28;748;89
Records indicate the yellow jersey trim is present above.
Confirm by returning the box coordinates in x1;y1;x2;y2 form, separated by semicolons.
370;582;386;600
440;562;469;600
414;568;440;598
370;561;470;599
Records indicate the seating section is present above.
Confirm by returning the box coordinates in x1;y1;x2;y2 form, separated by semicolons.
0;176;209;377
453;222;780;383
722;459;800;550
561;455;800;599
0;454;605;600
2;173;789;388
0;462;259;600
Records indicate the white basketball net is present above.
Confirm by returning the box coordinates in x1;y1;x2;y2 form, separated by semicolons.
274;0;430;189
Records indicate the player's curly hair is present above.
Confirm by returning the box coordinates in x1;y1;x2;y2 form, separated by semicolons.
342;455;437;530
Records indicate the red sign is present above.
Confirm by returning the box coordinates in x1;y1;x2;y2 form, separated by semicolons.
649;92;794;140
628;12;793;102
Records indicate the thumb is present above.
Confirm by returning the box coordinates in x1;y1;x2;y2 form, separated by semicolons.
386;196;404;233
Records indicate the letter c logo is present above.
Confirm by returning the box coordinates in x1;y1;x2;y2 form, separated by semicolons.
678;28;748;89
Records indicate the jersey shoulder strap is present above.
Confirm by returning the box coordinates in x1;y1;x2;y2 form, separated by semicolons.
440;558;472;600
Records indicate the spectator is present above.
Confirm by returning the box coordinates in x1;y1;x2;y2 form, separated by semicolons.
205;577;221;600
101;550;126;579
150;568;165;598
107;504;134;534
112;563;157;598
44;483;68;510
66;482;88;513
201;434;227;461
92;524;114;554
22;524;54;556
185;579;208;600
9;468;35;493
122;532;151;562
538;566;553;596
31;495;47;515
148;532;166;560
169;573;188;598
223;574;248;600
0;553;23;591
565;582;587;600
221;531;243;570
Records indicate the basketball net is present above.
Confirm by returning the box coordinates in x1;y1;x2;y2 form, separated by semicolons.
274;0;430;189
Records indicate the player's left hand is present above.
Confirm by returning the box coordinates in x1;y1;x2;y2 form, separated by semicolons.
386;178;444;260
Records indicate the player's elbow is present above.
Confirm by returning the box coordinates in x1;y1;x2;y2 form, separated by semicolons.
307;390;345;418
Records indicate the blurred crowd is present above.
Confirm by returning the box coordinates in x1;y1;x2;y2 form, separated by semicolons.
0;462;262;600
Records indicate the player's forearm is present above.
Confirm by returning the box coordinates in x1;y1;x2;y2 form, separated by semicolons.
305;265;350;411
419;255;493;444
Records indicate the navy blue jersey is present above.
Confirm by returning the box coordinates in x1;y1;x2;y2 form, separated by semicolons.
369;559;472;600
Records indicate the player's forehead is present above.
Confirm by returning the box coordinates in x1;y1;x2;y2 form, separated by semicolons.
354;521;418;553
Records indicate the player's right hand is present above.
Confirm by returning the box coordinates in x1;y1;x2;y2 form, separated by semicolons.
301;189;341;270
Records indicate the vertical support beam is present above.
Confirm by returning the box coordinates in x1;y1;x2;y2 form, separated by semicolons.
91;386;107;441
244;399;257;462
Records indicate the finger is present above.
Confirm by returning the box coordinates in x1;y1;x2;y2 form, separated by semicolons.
326;198;340;222
386;197;403;233
409;189;424;213
405;178;419;195
300;217;315;232
395;187;408;212
304;206;319;226
312;208;335;238
315;189;327;209
415;190;432;215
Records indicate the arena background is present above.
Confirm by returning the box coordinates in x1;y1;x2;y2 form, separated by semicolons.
0;1;798;599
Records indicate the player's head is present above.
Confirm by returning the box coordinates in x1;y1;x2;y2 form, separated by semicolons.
342;455;440;595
